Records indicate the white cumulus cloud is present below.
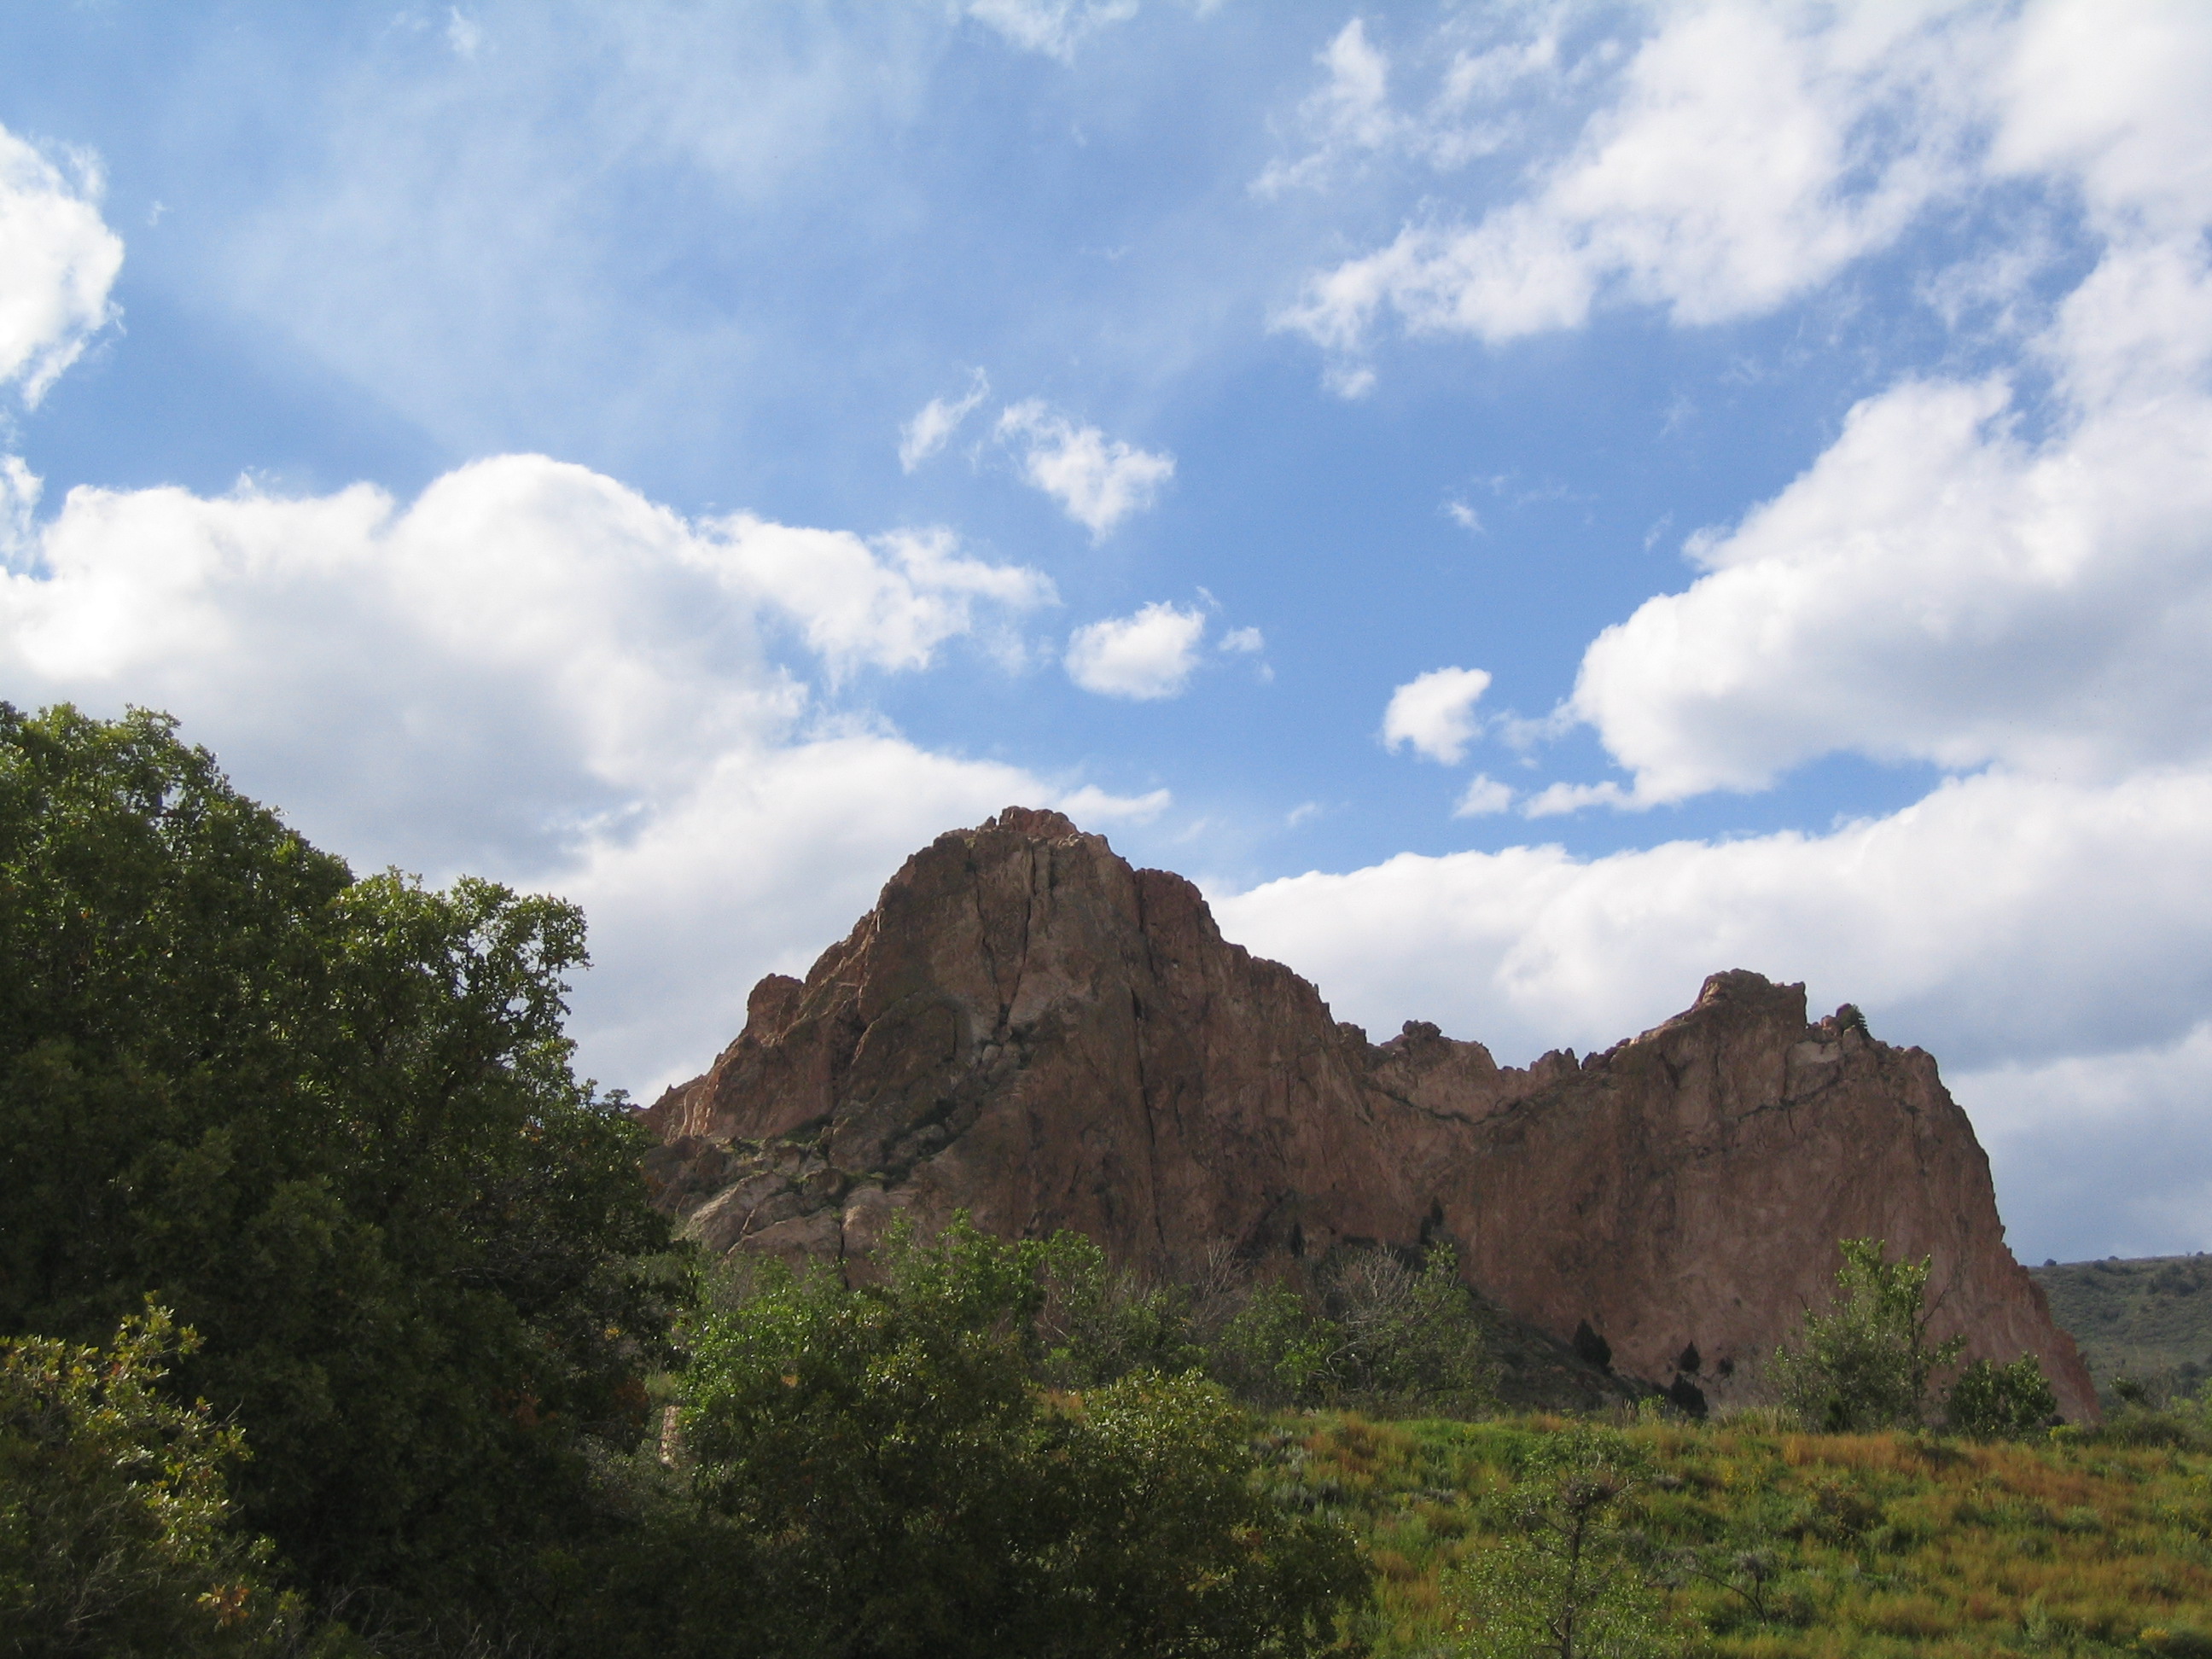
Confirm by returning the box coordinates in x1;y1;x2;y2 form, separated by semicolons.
0;454;1052;864
0;123;125;406
1566;353;2212;805
1547;5;2212;812
1064;600;1207;699
1278;4;1980;361
997;399;1174;538
0;451;1092;1092
1380;666;1492;764
719;518;1053;683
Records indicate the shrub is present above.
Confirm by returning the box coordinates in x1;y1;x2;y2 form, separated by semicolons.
1445;1429;1670;1659
681;1216;1371;1658
1769;1238;1964;1431
0;1305;319;1656
1945;1353;2058;1439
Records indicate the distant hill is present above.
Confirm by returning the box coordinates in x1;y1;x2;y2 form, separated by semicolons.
2030;1254;2212;1406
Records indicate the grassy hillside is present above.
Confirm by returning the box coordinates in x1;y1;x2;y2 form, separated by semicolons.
1282;1411;2212;1657
2033;1255;2212;1406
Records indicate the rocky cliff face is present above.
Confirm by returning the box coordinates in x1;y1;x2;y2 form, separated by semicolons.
642;806;2095;1419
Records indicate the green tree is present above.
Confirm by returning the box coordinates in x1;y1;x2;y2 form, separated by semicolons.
0;704;677;1629
1768;1238;1966;1432
1322;1243;1495;1413
1028;1232;1202;1387
681;1215;1371;1659
1447;1430;1669;1659
0;1303;329;1656
1208;1281;1343;1408
1945;1354;2058;1440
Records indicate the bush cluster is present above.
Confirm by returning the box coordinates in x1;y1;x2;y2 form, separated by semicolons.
1770;1236;2063;1440
675;1219;1370;1658
1024;1231;1498;1417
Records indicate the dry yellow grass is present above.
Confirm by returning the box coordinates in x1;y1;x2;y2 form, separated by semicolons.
1264;1412;2212;1656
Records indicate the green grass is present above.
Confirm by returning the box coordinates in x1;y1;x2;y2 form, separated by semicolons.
1258;1412;2212;1657
2033;1257;2212;1407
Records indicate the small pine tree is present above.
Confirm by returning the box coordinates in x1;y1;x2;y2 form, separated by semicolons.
1447;1429;1671;1659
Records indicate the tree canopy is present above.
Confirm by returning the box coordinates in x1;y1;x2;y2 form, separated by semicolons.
0;702;677;1623
681;1217;1372;1659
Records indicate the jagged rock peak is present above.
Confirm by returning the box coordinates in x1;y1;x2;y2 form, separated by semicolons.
975;804;1086;841
640;806;2096;1419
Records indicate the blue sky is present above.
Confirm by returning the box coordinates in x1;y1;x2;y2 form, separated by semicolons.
5;1;2211;1262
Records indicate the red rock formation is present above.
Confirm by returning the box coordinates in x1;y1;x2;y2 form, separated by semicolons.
642;806;2095;1419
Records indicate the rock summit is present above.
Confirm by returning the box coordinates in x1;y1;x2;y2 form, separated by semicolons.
643;807;2093;1417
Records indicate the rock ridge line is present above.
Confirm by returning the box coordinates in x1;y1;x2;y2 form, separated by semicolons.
640;806;2093;1418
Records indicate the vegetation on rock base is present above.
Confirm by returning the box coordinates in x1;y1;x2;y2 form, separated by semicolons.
10;701;2204;1657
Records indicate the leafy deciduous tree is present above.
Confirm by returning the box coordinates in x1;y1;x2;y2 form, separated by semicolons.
681;1216;1372;1659
1768;1238;1965;1433
0;703;677;1628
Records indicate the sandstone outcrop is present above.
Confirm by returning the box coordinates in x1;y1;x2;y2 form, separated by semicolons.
642;806;2095;1419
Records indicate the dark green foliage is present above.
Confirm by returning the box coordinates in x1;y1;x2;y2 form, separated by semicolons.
1212;1282;1346;1407
1320;1244;1499;1414
1663;1374;1707;1419
0;704;676;1628
998;1227;1498;1417
681;1216;1373;1659
1195;1244;1498;1414
1946;1353;2058;1440
0;1304;332;1656
1029;1230;1206;1386
1769;1238;1965;1431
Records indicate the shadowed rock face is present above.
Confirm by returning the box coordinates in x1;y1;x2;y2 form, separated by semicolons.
642;806;2096;1419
